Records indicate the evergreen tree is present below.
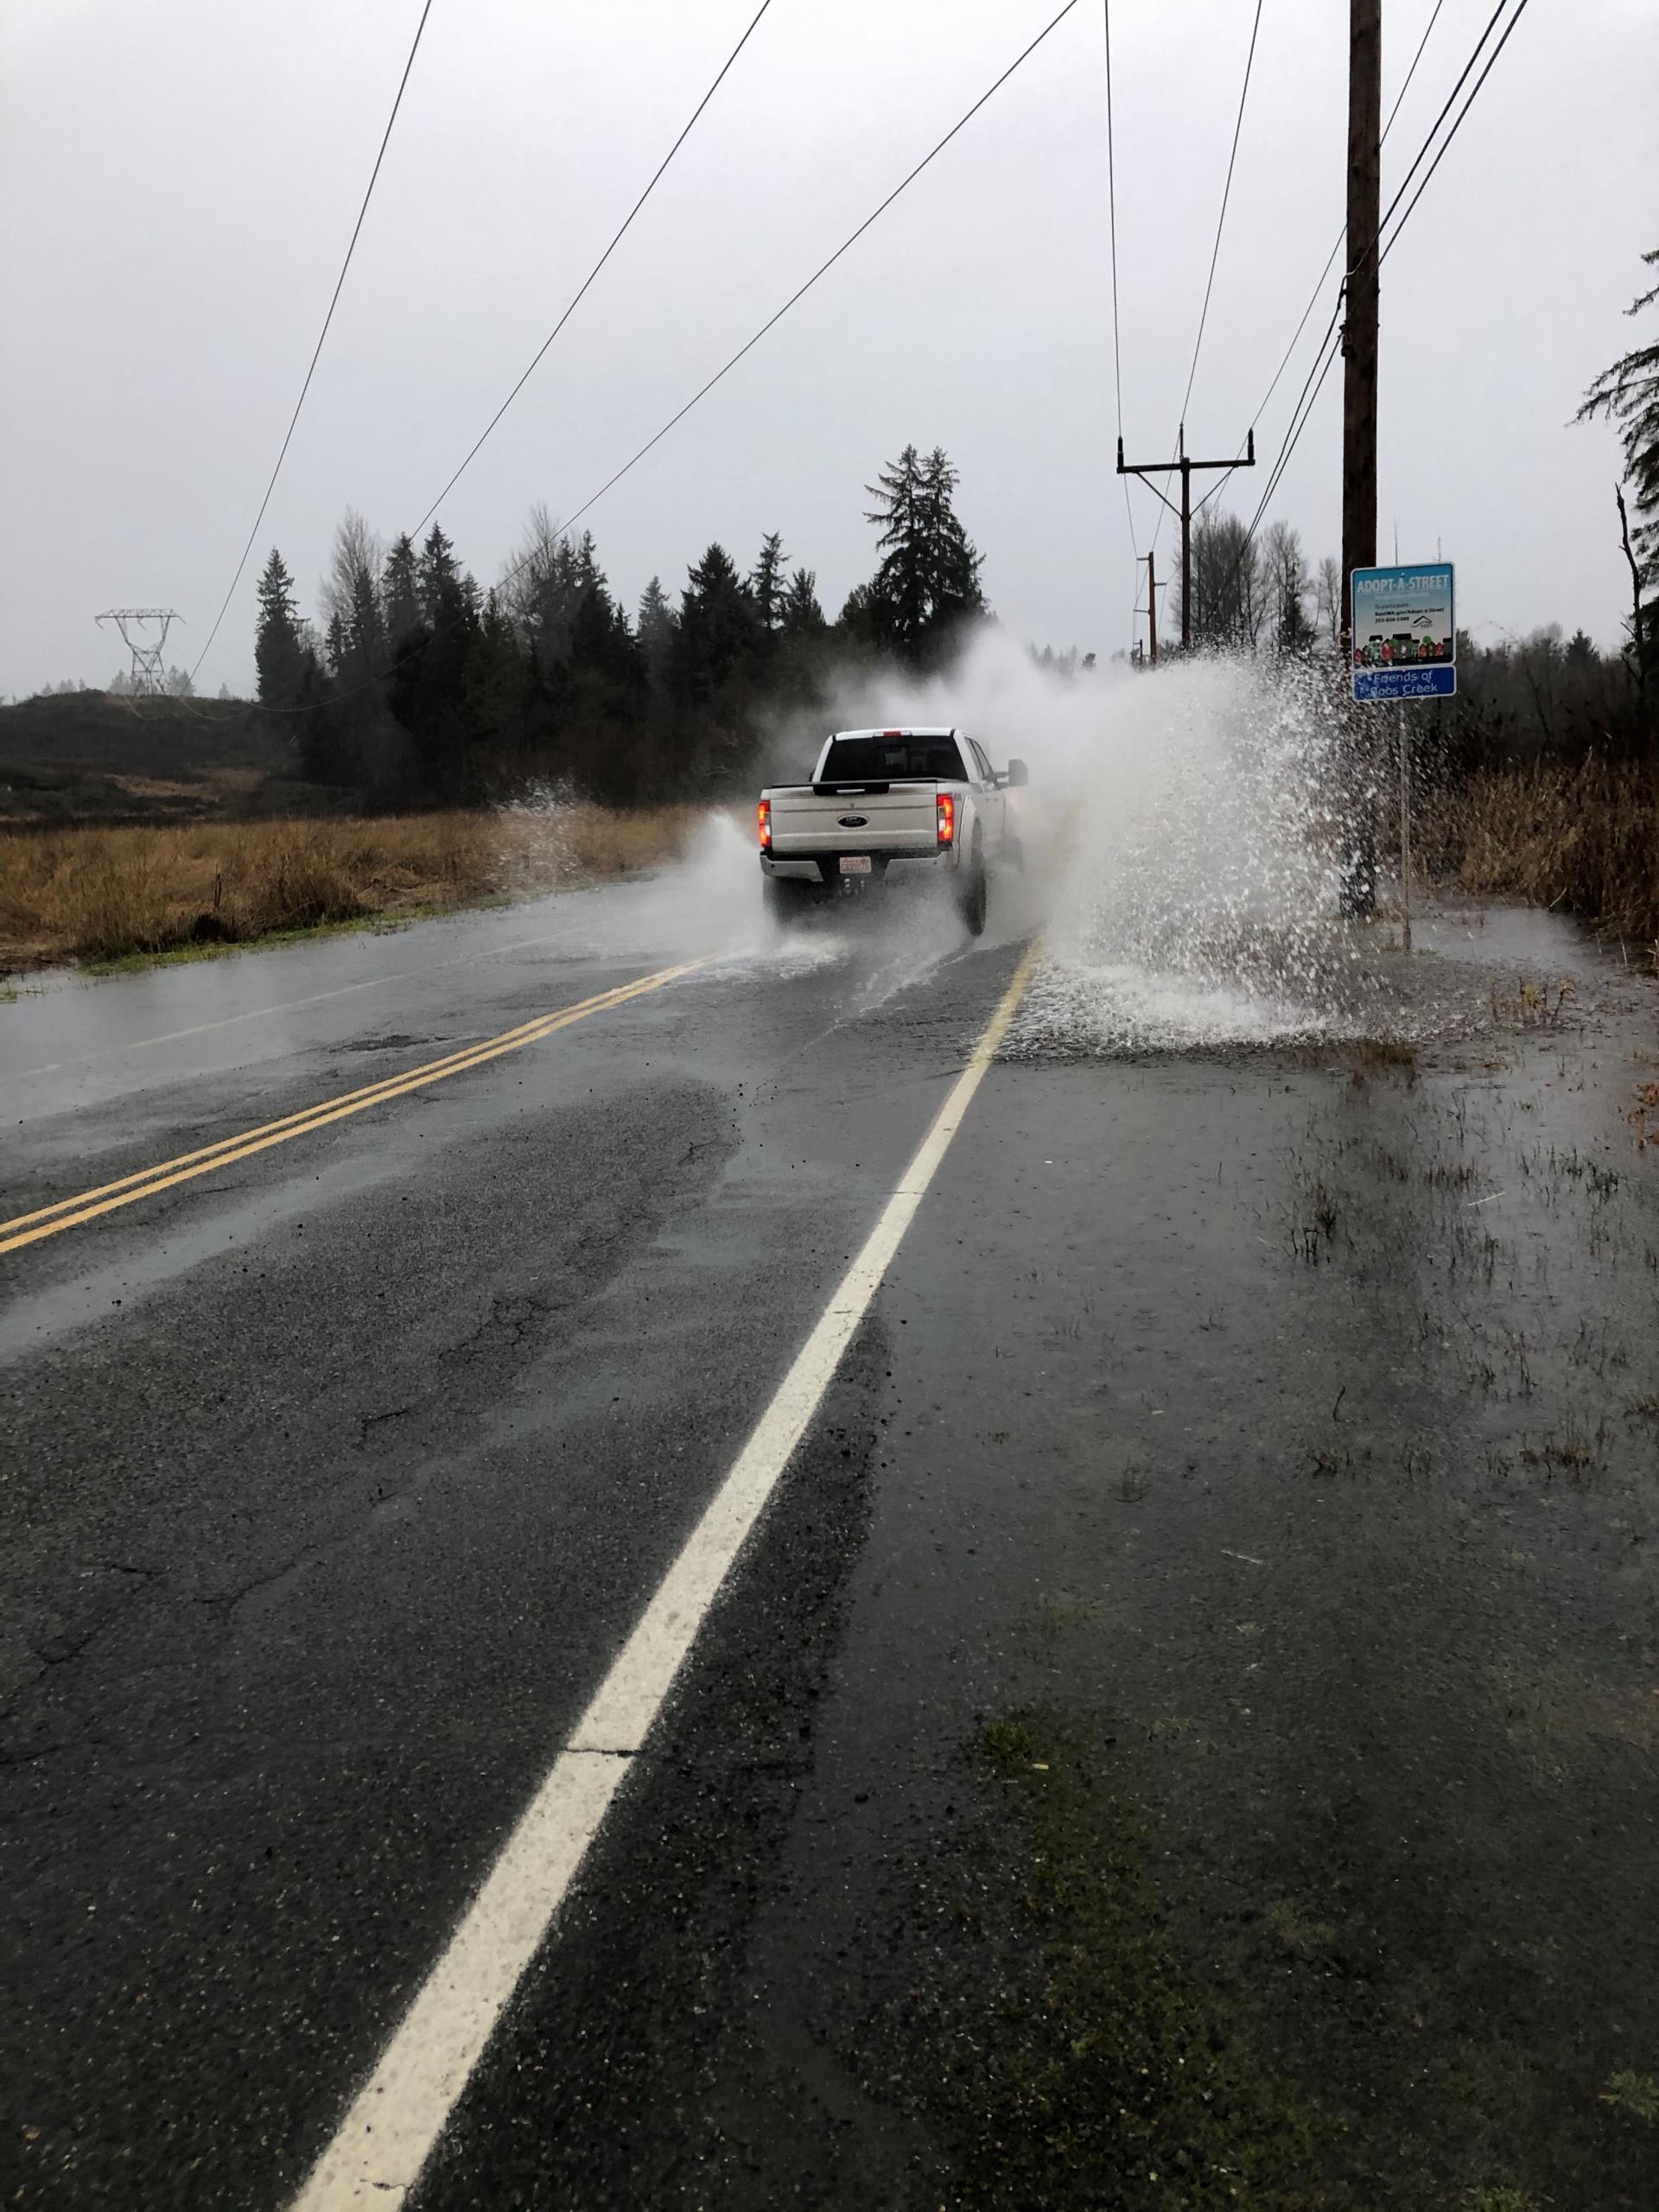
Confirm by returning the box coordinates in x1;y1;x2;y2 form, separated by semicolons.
862;443;986;664
574;587;643;690
463;592;529;749
637;575;678;690
507;518;591;669
781;567;825;636
383;532;421;647
416;523;469;630
254;548;309;709
748;532;789;635
917;445;985;633
391;523;482;793
347;564;385;680
836;581;881;645
671;543;758;704
863;443;926;648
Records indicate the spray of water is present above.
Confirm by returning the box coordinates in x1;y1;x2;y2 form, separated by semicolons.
815;629;1377;1051
498;630;1382;1048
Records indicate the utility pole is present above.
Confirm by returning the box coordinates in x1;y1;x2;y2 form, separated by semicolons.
1339;0;1381;621
1338;0;1382;914
1118;426;1255;649
96;608;181;696
1146;550;1157;666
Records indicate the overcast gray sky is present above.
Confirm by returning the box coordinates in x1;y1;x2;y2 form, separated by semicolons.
2;0;1654;699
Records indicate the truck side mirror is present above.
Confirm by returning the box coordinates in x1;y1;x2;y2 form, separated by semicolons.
1006;757;1029;788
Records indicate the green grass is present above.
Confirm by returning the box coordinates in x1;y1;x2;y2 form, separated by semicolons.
1599;2068;1659;2122
956;1713;1338;2209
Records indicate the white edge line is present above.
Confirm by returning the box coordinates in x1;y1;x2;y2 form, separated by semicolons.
289;940;1039;2209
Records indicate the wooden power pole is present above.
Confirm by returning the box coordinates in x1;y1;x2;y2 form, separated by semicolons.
1118;426;1255;650
1146;550;1157;666
1340;0;1381;628
1338;0;1382;915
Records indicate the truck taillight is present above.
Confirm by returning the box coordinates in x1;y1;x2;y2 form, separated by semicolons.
936;792;955;847
758;798;771;850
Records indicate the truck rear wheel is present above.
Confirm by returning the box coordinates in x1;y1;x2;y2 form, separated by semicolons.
763;874;816;927
957;845;988;937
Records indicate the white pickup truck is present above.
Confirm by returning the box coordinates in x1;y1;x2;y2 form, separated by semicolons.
758;726;1027;935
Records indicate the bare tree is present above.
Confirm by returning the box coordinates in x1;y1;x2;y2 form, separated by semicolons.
1173;511;1262;650
500;503;594;665
1260;521;1315;652
320;509;385;686
1314;556;1343;653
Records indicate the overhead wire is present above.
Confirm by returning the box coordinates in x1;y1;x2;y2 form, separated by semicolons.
1235;0;1531;566
189;0;435;683
1102;2;1140;569
1376;0;1530;258
252;0;1087;717
1176;0;1264;430
1147;0;1264;563
411;0;775;537
1246;0;1444;435
1146;0;1446;601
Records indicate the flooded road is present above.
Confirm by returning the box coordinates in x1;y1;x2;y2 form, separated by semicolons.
2;855;1656;2209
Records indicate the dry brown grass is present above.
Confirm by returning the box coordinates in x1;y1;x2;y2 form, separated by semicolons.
1453;758;1659;949
0;804;703;969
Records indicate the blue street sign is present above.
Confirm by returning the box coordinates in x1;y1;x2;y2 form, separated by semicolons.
1351;562;1455;702
1355;663;1457;702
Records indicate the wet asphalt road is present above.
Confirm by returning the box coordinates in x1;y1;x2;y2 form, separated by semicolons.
3;874;1658;2211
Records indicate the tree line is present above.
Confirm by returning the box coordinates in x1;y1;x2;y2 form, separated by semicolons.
252;442;986;806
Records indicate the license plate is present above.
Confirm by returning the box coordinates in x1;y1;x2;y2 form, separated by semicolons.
839;855;872;875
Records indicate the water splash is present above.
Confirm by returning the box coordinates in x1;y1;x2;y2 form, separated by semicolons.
819;632;1378;1052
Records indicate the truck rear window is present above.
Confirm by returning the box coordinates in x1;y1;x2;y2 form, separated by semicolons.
820;734;965;781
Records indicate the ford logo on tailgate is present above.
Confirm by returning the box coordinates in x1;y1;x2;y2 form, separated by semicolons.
837;814;868;828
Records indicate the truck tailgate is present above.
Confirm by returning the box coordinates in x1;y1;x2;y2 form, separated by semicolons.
769;782;937;855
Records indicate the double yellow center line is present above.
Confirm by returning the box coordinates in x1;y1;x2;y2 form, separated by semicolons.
1;960;705;1259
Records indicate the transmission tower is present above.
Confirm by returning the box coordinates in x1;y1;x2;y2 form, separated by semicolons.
97;607;181;696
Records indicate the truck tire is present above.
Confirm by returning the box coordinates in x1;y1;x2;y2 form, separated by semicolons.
957;842;988;937
763;874;815;927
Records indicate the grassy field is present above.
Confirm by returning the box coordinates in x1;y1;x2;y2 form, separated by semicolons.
1452;758;1659;950
0;805;705;970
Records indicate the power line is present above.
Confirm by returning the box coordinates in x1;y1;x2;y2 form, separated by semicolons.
1351;0;1511;295
1377;0;1530;263
1121;0;1442;639
1237;0;1528;564
1238;7;1465;530
1150;0;1264;561
1243;321;1341;544
1102;2;1141;572
254;0;1087;716
1178;0;1263;428
1246;0;1444;434
412;0;775;537
189;1;435;682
